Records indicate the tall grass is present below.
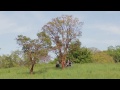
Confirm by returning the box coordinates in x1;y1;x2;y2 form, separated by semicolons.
0;63;120;79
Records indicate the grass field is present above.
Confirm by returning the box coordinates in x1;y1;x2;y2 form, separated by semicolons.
0;63;120;79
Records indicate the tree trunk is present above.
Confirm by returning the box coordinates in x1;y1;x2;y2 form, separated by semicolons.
58;49;67;69
29;52;35;74
61;60;65;69
30;63;35;74
61;54;66;69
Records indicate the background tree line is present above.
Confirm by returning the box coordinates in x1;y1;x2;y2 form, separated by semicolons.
1;44;119;69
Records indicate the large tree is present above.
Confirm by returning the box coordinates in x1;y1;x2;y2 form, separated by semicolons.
41;15;83;69
16;32;51;74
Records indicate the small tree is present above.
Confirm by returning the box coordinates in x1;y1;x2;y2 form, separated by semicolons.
16;32;51;74
41;15;83;69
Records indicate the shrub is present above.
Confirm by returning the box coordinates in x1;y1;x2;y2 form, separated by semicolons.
91;51;114;63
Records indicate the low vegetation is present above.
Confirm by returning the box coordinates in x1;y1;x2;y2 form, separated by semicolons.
0;63;120;79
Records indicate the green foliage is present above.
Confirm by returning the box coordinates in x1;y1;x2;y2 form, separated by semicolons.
91;51;114;63
16;32;51;74
0;55;14;68
10;50;23;66
16;34;51;63
107;45;120;63
0;50;23;68
37;31;52;48
67;40;92;63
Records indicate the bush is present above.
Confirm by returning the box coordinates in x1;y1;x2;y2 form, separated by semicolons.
91;51;114;63
107;46;120;63
67;47;92;63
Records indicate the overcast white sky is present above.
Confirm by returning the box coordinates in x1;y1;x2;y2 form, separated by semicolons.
0;11;120;57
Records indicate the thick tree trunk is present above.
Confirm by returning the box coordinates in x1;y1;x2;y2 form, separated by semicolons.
61;60;65;69
58;49;67;69
61;54;66;69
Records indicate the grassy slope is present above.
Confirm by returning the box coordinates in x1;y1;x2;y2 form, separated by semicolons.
0;63;120;79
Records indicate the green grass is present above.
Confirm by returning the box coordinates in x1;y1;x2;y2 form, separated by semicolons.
0;63;120;79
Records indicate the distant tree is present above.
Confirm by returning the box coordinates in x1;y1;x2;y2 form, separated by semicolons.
0;50;22;68
41;15;83;69
88;47;101;54
10;50;23;66
107;45;120;63
91;51;114;63
0;54;14;68
16;32;51;74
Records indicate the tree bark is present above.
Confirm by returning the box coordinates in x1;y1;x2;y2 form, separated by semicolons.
61;60;65;69
29;53;35;74
61;54;66;69
58;49;67;69
30;63;35;74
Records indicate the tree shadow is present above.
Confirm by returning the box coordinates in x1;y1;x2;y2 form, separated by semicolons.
20;71;30;75
21;70;47;75
21;64;63;75
35;68;48;74
35;65;63;74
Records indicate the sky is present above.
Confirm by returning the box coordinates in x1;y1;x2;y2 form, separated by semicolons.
0;11;120;58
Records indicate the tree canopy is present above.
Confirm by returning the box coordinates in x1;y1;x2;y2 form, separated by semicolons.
16;32;51;74
41;15;83;69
